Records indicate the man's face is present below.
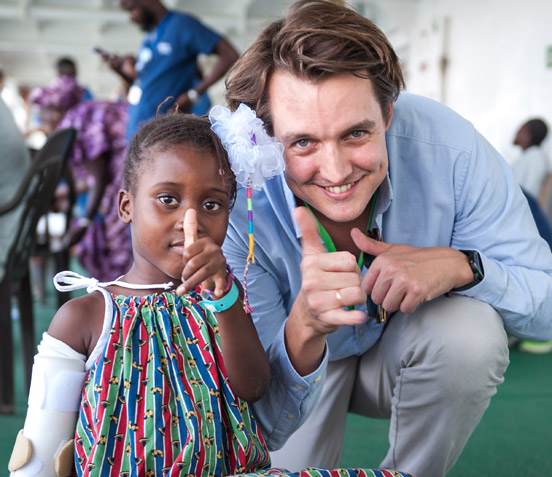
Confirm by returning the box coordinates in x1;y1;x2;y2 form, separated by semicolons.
119;0;156;31
268;71;392;225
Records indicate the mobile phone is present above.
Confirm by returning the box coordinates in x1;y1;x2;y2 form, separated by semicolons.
92;46;110;56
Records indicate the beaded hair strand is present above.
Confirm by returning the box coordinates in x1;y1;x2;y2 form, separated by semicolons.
209;104;285;313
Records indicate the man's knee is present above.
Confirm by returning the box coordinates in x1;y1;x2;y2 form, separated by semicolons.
353;295;509;417
406;295;509;396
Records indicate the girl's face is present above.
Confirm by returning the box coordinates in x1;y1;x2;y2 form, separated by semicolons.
119;143;232;285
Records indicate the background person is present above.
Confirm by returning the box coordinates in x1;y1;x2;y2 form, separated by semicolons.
510;118;550;202
107;0;238;142
221;1;552;476
29;74;132;282
56;56;94;102
508;118;552;354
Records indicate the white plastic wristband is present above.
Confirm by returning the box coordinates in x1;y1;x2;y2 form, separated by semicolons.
199;281;239;313
187;88;199;105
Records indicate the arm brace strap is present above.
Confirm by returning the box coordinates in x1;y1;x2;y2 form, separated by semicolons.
9;334;86;477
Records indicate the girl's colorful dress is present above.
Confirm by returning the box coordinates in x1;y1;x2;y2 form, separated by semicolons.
68;276;413;477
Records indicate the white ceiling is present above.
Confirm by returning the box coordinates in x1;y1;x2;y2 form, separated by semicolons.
0;0;418;98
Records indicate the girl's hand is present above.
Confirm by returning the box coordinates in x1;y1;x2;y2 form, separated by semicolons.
176;209;227;296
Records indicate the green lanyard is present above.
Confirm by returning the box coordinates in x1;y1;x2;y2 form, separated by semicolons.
303;188;379;270
302;189;386;322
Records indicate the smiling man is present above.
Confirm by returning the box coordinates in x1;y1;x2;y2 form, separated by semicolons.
221;1;552;477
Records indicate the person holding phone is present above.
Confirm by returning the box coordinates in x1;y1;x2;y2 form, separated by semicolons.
101;0;238;143
94;48;136;103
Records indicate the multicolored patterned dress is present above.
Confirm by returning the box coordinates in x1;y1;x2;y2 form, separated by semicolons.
74;285;414;477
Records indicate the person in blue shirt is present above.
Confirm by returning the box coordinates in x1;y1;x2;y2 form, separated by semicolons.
113;0;238;143
221;1;552;476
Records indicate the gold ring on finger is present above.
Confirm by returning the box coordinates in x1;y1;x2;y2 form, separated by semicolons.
336;289;344;308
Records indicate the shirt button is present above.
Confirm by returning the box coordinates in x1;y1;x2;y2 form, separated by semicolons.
286;414;294;419
358;328;364;335
295;384;304;391
314;376;322;383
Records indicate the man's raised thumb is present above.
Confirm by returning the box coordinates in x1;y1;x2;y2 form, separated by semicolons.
294;206;326;256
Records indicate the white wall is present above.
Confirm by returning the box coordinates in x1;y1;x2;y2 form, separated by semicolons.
0;0;297;105
403;0;552;163
2;0;552;164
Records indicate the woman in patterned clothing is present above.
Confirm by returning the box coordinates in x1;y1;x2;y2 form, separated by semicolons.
9;113;413;477
29;74;132;282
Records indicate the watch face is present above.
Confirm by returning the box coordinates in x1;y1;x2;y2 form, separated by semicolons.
468;250;484;283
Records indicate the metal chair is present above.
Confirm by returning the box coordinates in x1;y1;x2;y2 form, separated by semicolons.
0;127;76;414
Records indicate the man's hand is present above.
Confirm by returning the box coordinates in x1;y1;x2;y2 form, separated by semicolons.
173;92;193;113
351;228;474;314
98;53;135;86
284;207;367;376
176;209;227;296
295;207;367;335
99;52;122;72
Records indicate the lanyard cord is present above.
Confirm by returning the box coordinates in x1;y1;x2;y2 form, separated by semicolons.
303;188;379;270
302;189;382;316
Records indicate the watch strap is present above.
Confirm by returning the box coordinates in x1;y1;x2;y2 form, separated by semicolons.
452;249;484;292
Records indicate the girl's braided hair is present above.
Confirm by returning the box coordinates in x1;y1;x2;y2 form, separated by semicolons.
124;113;237;208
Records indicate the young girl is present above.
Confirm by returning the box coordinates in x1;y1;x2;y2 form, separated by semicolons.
9;112;413;477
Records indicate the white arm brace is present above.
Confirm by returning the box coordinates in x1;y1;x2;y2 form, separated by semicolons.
9;333;87;477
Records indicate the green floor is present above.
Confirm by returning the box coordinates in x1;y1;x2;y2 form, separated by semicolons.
340;350;552;474
2;263;552;475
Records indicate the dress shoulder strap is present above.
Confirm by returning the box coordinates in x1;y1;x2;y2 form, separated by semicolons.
53;271;174;293
53;271;174;370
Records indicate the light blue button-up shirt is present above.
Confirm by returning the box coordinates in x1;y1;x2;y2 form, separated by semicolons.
225;92;552;449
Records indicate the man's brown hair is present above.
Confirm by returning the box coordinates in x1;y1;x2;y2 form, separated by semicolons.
225;0;405;133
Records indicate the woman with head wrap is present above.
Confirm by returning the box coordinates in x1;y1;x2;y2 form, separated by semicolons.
30;74;132;282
